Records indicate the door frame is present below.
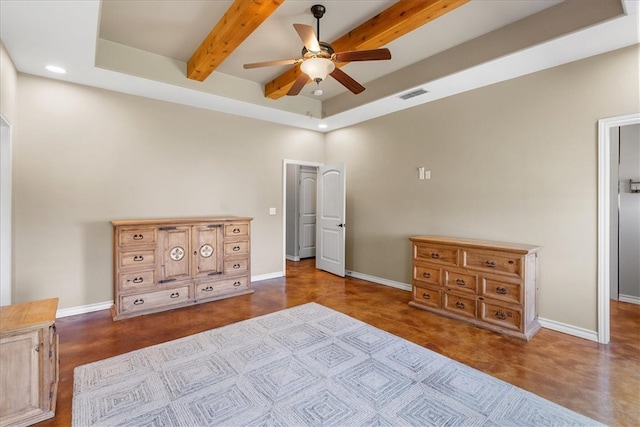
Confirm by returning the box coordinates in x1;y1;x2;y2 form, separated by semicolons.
282;159;323;275
597;112;640;344
0;114;12;306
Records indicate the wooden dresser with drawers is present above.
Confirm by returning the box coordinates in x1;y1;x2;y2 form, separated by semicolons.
112;217;252;320
409;235;541;340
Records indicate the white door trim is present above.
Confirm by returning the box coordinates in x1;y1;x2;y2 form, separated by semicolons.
282;159;323;275
597;112;640;344
0;114;13;306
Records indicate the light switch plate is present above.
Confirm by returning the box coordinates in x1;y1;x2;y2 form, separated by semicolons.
269;207;276;215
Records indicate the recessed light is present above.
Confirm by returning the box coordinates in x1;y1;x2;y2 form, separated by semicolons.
318;123;328;129
45;65;66;74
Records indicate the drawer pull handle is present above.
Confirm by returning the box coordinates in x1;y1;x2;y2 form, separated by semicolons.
233;281;242;287
233;246;241;251
159;278;176;284
431;253;440;259
422;272;431;279
202;286;214;292
133;234;144;240
422;293;431;300
233;263;241;269
170;292;180;299
455;279;466;286
495;286;508;295
485;260;496;268
208;271;222;276
495;311;507;320
455;301;465;309
133;255;144;262
159;226;177;231
133;298;144;305
132;277;143;284
233;228;241;234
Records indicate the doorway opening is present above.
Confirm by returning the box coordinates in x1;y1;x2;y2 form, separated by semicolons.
285;163;318;262
597;113;640;344
282;160;323;275
282;160;346;278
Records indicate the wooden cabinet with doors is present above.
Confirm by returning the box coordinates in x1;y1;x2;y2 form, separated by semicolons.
409;236;541;340
112;217;252;320
0;298;59;426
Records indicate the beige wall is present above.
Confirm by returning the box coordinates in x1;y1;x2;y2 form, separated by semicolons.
13;75;324;308
1;40;17;123
10;43;640;332
325;45;640;331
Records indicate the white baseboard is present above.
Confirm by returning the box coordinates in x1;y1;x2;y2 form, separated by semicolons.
54;270;606;344
286;255;300;262
57;301;113;318
346;270;412;292
252;271;284;282
347;270;603;343
618;294;640;305
538;317;598;342
55;272;285;318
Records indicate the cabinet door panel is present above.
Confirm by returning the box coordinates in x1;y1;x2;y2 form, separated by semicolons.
0;330;41;420
159;227;191;281
193;225;222;278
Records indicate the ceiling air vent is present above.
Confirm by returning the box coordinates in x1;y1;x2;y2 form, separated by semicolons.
399;88;429;100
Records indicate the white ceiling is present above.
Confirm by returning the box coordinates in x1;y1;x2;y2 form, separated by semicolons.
1;0;638;132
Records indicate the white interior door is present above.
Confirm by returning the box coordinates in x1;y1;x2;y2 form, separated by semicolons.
298;167;317;259
316;163;345;276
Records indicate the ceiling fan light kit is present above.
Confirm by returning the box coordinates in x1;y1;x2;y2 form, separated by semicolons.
300;57;335;82
243;4;392;97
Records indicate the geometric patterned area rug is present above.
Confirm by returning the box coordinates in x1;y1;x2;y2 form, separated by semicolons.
73;303;601;426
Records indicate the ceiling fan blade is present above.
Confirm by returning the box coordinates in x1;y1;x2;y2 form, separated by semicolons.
243;59;300;69
287;73;309;96
293;23;320;53
330;68;365;94
333;48;391;63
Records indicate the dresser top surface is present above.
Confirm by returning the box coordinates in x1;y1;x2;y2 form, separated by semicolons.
410;235;541;254
0;298;58;331
112;216;253;227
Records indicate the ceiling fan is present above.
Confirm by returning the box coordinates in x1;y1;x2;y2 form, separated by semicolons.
243;4;392;96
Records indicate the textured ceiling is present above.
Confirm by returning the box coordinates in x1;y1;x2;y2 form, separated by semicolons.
1;0;638;131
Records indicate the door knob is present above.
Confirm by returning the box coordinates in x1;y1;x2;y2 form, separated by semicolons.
337;223;345;228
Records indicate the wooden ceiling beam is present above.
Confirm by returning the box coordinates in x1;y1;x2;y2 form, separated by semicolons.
264;0;469;99
187;0;283;82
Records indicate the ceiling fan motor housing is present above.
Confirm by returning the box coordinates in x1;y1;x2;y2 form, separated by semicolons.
302;41;334;59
